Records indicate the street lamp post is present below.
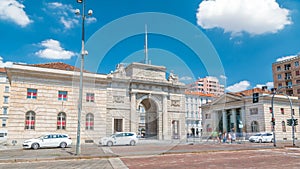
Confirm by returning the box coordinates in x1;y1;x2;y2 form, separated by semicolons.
75;0;92;155
271;86;296;147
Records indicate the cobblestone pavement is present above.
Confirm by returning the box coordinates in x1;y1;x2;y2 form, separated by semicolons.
0;158;113;169
121;148;300;169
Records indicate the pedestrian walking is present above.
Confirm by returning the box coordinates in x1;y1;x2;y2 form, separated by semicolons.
222;132;227;143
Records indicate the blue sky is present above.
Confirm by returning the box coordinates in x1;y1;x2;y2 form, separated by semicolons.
0;0;299;92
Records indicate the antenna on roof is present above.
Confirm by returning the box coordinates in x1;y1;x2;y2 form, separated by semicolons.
144;24;149;64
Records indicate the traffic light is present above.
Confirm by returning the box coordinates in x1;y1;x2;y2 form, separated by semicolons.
253;93;259;103
294;119;298;126
271;118;275;125
287;119;292;126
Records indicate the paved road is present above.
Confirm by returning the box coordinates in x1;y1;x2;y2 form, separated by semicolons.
0;140;300;168
1;148;300;169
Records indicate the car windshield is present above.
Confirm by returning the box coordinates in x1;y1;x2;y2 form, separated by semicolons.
254;133;261;136
37;135;47;139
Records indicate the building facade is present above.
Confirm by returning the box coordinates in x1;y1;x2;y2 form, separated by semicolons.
186;76;224;96
272;55;300;97
4;62;186;145
185;91;214;137
201;88;300;141
0;68;9;143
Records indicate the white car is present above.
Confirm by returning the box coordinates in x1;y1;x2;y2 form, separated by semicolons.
100;132;138;146
249;132;273;143
23;134;72;149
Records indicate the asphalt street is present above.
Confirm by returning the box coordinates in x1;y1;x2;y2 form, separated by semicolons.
0;139;300;169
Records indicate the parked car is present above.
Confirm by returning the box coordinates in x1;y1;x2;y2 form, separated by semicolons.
249;132;273;143
100;132;138;146
23;134;72;150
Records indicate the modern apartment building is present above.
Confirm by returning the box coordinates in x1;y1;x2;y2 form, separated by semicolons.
272;55;300;97
187;76;225;96
185;91;214;137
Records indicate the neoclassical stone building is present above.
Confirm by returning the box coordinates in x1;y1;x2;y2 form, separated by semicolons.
201;88;300;141
5;62;186;145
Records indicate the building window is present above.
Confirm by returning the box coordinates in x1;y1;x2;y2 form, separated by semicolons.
282;121;286;132
277;66;281;71
25;111;35;130
280;108;284;114
2;119;6;127
86;93;95;102
58;91;68;101
295;61;299;67
278;83;282;87
297;89;300;94
4;86;9;93
27;88;37;99
292;109;295;115
251;121;259;132
205;114;211;119
2;107;8;115
296;70;300;76
277;74;282;80
3;96;9;104
114;119;123;132
250;108;258;115
297;80;300;84
57;112;66;130
86;113;94;130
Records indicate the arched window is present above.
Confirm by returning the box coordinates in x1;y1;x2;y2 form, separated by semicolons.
86;113;94;130
25;111;35;130
282;121;286;132
57;112;66;130
251;121;259;132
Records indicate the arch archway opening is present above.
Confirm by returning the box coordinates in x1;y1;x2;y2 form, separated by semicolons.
138;98;159;139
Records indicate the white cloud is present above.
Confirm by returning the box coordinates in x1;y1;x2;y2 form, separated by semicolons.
35;39;76;60
0;57;13;68
220;75;227;80
180;76;192;81
226;80;250;92
196;0;292;36
255;82;274;90
86;17;97;24
47;2;79;29
276;55;297;62
0;0;32;27
60;17;79;29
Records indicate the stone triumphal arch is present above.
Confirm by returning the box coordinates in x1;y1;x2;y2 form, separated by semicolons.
107;62;186;140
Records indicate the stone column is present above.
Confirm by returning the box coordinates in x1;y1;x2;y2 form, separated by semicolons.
130;92;137;133
212;111;218;131
232;108;237;131
241;107;246;131
222;110;227;132
162;95;168;140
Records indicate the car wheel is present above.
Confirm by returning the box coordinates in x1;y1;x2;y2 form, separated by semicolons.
60;142;67;148
32;143;39;150
271;139;273;143
107;141;113;147
130;140;136;146
259;139;262;143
